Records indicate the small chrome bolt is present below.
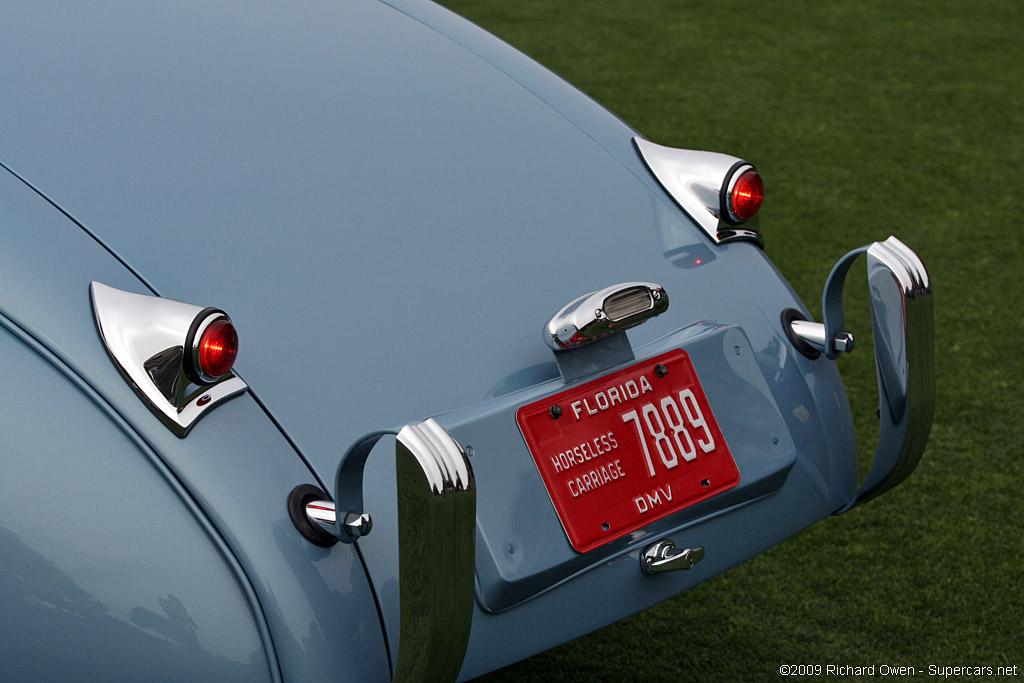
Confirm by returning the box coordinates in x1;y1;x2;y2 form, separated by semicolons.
549;405;563;419
831;332;855;354
655;364;668;378
343;511;372;539
772;436;780;446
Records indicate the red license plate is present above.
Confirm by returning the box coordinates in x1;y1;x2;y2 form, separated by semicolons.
516;349;739;553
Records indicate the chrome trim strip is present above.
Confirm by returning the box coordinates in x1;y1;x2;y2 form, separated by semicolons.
90;282;247;437
544;281;668;351
633;137;764;247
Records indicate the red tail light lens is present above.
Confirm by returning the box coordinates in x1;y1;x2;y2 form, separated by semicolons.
730;169;764;222
198;318;238;379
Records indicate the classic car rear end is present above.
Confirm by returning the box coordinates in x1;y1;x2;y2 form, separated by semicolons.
0;0;932;680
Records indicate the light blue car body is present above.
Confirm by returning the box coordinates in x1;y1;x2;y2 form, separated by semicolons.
0;1;931;680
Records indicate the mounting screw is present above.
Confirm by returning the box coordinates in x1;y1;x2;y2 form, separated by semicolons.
701;478;710;488
772;436;780;446
655;363;668;378
549;404;563;419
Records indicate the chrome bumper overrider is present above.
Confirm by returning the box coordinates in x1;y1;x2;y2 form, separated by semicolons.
300;419;475;681
388;420;476;681
854;237;934;505
791;236;934;510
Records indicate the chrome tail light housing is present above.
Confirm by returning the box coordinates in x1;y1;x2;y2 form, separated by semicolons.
634;137;764;247
90;281;247;437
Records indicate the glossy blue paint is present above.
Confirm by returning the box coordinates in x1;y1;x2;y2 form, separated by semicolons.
460;455;835;679
0;0;844;482
0;0;855;474
0;167;389;680
463;324;799;613
357;319;850;678
0;0;907;679
0;325;274;682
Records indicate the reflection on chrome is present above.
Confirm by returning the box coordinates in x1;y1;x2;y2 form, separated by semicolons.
789;320;855;356
90;282;247;437
393;418;475;682
304;500;337;534
855;237;934;504
789;320;828;354
817;236;934;510
331;419;475;681
870;236;931;298
641;539;706;574
545;282;669;351
633;137;764;247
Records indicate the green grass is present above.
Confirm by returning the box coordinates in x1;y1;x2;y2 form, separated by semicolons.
436;0;1024;680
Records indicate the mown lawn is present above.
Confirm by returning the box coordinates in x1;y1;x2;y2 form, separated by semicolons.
437;0;1024;680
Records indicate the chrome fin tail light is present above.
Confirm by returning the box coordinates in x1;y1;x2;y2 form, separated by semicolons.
634;137;764;247
90;281;247;437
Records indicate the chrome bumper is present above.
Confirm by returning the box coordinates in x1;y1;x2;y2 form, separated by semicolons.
791;236;935;510
389;420;476;681
298;419;476;681
300;236;931;681
854;237;934;505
